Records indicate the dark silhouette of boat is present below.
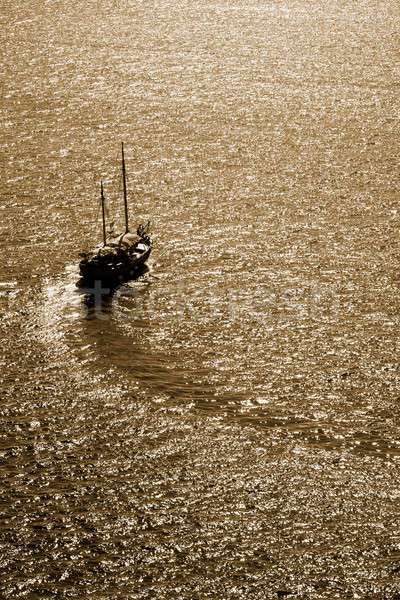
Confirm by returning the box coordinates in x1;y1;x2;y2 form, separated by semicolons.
78;143;152;287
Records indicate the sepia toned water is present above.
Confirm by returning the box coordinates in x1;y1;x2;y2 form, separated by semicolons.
1;1;400;597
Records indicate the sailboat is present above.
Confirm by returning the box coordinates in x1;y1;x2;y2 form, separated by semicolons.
78;143;152;286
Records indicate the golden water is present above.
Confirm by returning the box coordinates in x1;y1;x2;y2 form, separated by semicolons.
1;1;400;597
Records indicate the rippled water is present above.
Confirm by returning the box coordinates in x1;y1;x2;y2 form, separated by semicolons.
1;1;400;598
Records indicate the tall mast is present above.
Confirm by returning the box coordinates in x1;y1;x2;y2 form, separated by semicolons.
121;141;129;233
101;180;106;246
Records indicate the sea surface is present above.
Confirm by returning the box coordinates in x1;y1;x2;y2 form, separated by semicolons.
1;1;400;598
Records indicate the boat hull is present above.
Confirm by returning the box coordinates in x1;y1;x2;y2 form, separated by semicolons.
78;246;151;288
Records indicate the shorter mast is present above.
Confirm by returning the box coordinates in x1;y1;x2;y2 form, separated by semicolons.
121;142;129;233
101;180;106;246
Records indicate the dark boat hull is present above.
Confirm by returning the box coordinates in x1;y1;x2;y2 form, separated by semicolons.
79;245;151;288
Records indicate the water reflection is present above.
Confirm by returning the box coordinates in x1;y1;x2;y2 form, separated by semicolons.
78;270;218;408
32;262;400;460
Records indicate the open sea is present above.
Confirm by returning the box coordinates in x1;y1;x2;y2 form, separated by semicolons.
1;1;400;598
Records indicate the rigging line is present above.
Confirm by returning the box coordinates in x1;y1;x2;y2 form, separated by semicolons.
122;141;129;233
115;145;124;200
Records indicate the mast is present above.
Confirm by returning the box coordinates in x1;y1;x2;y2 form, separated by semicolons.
101;180;107;246
121;141;129;233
